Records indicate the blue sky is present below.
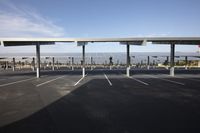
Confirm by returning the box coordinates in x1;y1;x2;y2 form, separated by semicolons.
0;0;200;53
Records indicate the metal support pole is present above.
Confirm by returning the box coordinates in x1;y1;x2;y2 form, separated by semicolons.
147;56;150;70
152;60;155;68
6;61;8;70
126;44;130;77
109;56;113;70
185;56;188;70
82;45;85;77
56;60;59;69
170;44;175;76
32;58;35;71
36;43;40;78
166;56;169;64
110;65;112;70
91;57;93;70
71;57;74;71
166;56;169;69
52;57;55;71
12;58;15;71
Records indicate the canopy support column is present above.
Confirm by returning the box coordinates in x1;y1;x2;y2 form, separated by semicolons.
6;61;8;70
90;57;93;70
56;60;59;69
147;56;150;70
36;43;41;78
52;57;55;71
82;45;85;77
170;44;175;76
12;58;15;71
32;58;35;71
71;57;74;71
126;44;130;77
166;56;169;69
185;56;188;70
77;42;87;77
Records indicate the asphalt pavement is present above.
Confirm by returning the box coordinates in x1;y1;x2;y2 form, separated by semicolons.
0;68;200;133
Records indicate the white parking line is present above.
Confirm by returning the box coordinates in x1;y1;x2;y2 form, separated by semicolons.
128;76;149;86
104;73;112;86
147;75;185;85
74;74;88;86
0;77;35;87
36;76;65;87
173;75;200;82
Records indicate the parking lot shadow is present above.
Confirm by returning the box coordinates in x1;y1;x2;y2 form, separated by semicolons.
0;78;200;133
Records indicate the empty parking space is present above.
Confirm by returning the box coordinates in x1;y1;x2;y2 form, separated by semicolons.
36;76;66;87
172;75;200;82
1;69;200;132
0;75;35;85
147;75;185;85
157;74;200;88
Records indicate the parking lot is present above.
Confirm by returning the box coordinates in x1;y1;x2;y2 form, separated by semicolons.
0;68;200;133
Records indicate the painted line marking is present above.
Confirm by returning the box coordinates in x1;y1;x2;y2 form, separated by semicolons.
128;76;149;86
0;77;35;87
104;73;112;86
120;72;149;86
147;75;185;86
74;74;88;86
36;76;65;87
173;75;200;82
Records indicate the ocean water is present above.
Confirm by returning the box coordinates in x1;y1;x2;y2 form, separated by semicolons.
0;52;199;64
